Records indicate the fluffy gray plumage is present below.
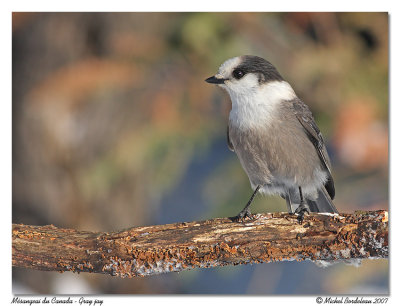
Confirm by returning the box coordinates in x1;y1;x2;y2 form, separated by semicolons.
206;55;338;214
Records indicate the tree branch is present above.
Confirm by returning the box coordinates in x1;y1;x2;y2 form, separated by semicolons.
12;210;388;277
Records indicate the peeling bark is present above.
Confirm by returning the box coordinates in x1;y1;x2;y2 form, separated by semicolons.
12;210;388;278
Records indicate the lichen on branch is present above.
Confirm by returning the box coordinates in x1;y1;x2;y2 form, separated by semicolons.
12;210;388;278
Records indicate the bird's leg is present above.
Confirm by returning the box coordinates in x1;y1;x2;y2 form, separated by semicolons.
294;186;310;224
231;185;260;222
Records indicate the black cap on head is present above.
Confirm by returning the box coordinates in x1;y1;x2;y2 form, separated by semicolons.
236;55;284;84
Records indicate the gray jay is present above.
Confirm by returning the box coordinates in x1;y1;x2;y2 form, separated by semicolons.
205;55;338;222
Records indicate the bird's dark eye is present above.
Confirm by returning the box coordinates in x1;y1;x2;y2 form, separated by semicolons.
233;69;245;79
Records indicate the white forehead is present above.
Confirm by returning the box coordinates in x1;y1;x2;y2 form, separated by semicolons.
217;56;241;76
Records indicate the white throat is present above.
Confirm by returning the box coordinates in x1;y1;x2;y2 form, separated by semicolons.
228;80;296;130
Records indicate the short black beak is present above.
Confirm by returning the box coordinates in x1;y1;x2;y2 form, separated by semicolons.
205;76;226;84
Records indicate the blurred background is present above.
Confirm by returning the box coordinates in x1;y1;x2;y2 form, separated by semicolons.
12;12;388;294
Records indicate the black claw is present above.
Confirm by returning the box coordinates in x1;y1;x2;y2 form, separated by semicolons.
230;186;260;223
230;208;254;223
297;213;305;224
295;204;310;224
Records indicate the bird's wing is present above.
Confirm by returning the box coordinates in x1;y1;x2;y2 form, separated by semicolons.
227;126;234;152
292;99;335;199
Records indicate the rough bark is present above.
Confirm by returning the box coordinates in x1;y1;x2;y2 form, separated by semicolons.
12;210;388;278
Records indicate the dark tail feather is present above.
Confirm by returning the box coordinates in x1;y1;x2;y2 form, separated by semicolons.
307;187;338;213
285;187;338;214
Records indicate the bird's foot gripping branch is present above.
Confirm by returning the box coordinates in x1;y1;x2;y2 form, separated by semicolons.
12;210;388;278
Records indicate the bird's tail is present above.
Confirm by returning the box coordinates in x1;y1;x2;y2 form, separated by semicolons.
307;187;338;213
285;187;338;214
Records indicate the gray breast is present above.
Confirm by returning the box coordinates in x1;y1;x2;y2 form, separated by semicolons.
228;103;323;191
